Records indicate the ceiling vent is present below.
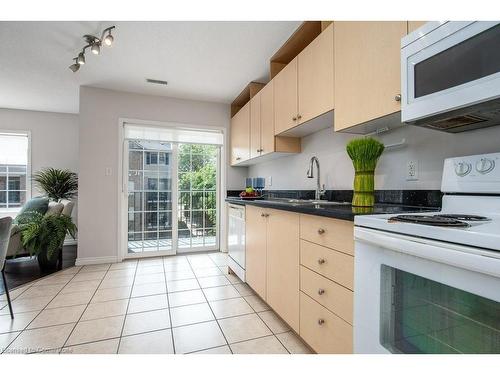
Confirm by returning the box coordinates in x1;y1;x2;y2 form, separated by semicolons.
146;78;168;86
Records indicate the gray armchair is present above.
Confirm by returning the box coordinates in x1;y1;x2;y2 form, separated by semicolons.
0;216;14;319
7;199;75;261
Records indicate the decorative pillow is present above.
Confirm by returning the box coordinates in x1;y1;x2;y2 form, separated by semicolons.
45;201;64;216
15;196;49;222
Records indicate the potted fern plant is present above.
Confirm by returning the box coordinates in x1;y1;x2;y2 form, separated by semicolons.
14;168;78;270
15;211;77;270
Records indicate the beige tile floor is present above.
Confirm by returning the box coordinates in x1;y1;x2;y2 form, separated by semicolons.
0;252;312;354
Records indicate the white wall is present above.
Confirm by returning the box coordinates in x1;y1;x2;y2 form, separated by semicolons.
78;86;247;264
0;108;79;220
248;124;500;191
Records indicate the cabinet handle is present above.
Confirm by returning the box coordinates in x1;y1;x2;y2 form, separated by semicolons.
292;116;297;121
261;213;266;217
318;318;325;326
297;114;302;120
318;288;325;295
395;94;401;102
317;258;326;265
264;213;269;217
317;228;325;235
236;157;241;161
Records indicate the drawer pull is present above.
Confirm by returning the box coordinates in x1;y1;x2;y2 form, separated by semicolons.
261;213;266;217
317;258;326;265
318;318;325;326
317;228;325;235
318;288;325;295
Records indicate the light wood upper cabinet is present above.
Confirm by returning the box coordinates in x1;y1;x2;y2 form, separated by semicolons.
333;21;407;132
408;21;427;33
230;101;250;165
274;58;298;135
266;209;300;332
249;92;261;160
245;205;267;299
260;81;275;156
298;23;334;124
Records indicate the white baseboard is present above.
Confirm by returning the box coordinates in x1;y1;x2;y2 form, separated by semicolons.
75;256;118;266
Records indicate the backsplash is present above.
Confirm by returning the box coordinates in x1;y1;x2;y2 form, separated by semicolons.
226;189;442;207
246;123;500;191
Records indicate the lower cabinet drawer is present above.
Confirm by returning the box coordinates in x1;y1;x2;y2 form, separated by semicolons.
300;266;353;324
299;292;353;354
300;239;354;290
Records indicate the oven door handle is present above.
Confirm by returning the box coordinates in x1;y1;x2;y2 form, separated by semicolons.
354;227;500;278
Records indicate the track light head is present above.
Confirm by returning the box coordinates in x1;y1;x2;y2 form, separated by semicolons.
91;42;101;55
104;33;114;46
77;52;85;65
69;62;80;72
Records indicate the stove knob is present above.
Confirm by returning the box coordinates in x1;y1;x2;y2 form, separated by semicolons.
475;158;495;174
455;162;472;177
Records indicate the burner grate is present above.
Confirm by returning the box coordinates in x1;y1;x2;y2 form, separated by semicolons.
388;215;471;227
435;214;490;221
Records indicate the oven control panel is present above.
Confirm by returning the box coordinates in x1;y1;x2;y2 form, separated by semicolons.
442;152;500;193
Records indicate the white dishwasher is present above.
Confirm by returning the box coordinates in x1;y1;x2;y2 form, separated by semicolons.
227;203;246;281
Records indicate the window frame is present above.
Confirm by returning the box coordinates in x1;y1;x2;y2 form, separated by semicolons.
0;130;31;214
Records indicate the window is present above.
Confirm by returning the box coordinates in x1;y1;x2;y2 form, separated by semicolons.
0;132;30;209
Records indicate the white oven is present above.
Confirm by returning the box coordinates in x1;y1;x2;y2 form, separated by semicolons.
354;227;500;354
401;21;500;132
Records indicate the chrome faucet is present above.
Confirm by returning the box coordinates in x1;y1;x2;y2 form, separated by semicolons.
307;156;326;200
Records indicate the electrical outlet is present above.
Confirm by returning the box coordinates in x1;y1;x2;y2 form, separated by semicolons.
406;160;419;181
268;176;272;187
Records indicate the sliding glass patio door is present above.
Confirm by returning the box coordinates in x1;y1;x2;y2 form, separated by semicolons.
127;140;176;255
124;124;221;258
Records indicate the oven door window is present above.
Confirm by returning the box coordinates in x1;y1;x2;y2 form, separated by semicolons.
380;265;500;353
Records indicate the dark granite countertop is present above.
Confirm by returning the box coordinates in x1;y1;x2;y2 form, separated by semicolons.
225;197;438;221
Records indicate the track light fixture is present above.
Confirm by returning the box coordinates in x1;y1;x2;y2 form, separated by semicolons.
68;26;115;72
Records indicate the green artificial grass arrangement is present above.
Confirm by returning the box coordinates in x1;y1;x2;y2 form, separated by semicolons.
346;137;385;207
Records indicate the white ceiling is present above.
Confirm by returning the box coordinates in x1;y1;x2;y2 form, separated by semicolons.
0;21;301;114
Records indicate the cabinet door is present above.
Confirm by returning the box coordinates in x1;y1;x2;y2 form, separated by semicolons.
266;209;300;332
334;22;407;131
260;81;275;156
249;93;261;160
245;205;267;299
408;21;427;33
274;58;298;135
298;23;334;124
230;102;250;165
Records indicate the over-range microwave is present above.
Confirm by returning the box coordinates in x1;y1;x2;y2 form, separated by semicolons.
401;21;500;132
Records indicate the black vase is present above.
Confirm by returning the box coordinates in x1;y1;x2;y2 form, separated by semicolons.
37;249;59;271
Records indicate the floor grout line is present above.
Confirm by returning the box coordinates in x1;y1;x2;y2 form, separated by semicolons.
115;260;139;354
186;255;235;354
58;263;112;353
2;264;87;354
162;256;177;354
